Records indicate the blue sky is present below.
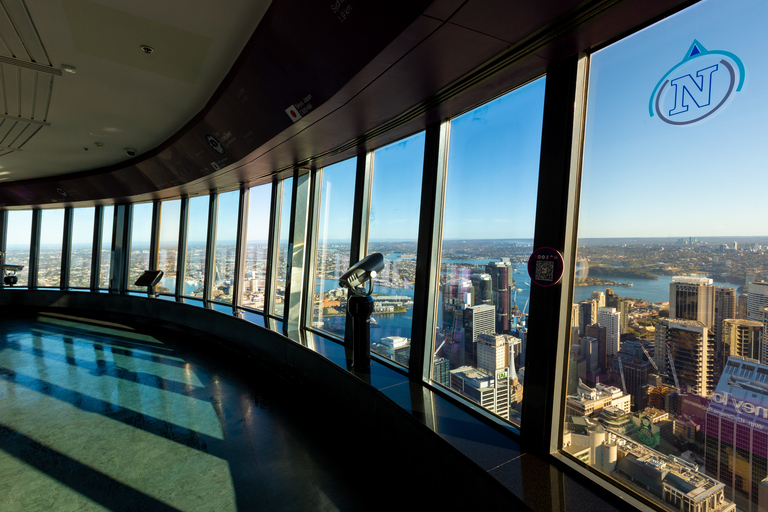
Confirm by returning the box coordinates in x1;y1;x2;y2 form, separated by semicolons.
579;0;768;237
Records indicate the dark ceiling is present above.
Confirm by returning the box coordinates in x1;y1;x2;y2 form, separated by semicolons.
0;0;694;208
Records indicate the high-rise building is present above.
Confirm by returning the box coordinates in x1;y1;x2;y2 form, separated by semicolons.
433;357;450;386
746;282;768;325
655;319;714;398
705;356;768;512
616;341;654;411
585;323;608;372
471;273;493;306
669;276;715;328
463;304;495;368
477;332;509;375
486;262;512;334
591;291;606;309
598;307;620;357
579;299;598;336
450;366;510;420
721;319;762;362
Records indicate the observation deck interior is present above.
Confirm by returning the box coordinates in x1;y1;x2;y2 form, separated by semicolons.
0;0;718;511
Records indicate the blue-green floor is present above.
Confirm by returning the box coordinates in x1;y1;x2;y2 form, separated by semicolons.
0;313;379;511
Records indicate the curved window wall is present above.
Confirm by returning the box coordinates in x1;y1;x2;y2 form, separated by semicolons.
128;203;153;292
311;159;355;337
243;184;271;311
69;207;95;288
184;196;210;299
5;210;32;287
157;200;181;295
98;206;114;290
367;132;425;366
213;191;239;304
37;209;64;287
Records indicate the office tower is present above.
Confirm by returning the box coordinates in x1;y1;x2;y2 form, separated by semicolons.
713;287;737;367
571;303;580;334
477;332;509;374
432;357;450;386
669;276;715;328
598;307;620;357
655;319;714;398
373;336;411;366
580;336;599;374
585;324;607;372
706;356;768;512
579;299;597;335
486;262;512;333
746;282;768;324
450;366;510;420
463;304;495;368
591;291;605;309
616;341;654;411
606;292;630;335
471;272;493;306
721;319;762;361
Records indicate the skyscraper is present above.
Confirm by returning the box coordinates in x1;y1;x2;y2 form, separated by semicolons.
477;332;509;375
598;307;620;357
486;262;512;334
655;319;714;398
579;299;597;336
721;319;762;361
463;304;495;368
669;276;715;328
705;356;768;512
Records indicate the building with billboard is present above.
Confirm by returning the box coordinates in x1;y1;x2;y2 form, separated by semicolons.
705;356;768;512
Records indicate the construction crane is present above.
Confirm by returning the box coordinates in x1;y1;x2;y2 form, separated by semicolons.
617;356;628;393
640;342;660;373
665;341;681;390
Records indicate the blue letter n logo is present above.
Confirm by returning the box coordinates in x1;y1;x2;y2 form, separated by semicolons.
668;64;719;116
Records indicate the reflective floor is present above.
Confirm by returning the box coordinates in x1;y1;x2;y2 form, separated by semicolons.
0;313;404;511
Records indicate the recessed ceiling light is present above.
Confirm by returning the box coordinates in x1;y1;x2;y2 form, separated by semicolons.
0;171;9;175
140;45;154;54
61;64;77;74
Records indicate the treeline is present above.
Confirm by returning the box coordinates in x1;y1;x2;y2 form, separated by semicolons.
588;266;658;280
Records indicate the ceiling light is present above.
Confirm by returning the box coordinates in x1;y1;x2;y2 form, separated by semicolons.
0;171;9;175
61;64;77;74
140;45;154;54
94;142;105;148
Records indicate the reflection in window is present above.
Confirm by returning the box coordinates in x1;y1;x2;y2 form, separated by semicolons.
157;200;180;294
128;203;153;291
99;206;114;289
184;196;209;298
435;78;545;425
38;209;65;287
213;191;239;304
5;210;32;287
562;2;757;510
368;132;425;366
273;178;292;317
311;159;355;337
69;207;95;288
243;184;271;311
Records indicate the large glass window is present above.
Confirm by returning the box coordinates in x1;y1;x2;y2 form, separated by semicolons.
37;209;65;287
184;195;209;299
368;132;425;366
311;159;355;337
69;207;95;288
243;184;271;311
128;203;153;291
157;200;180;294
213;190;239;304
98;206;114;289
5;210;32;287
562;2;759;510
272;178;292;317
434;80;545;425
